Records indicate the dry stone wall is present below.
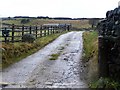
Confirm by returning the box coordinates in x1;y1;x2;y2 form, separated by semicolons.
97;6;120;81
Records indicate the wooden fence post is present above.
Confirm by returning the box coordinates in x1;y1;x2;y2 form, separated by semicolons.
38;26;40;37
56;26;58;33
64;25;67;31
57;26;58;33
35;25;38;38
22;25;24;36
38;26;39;37
51;26;52;34
44;27;46;36
29;25;32;34
12;24;14;43
48;27;49;35
51;26;53;34
40;25;42;37
53;26;54;34
4;27;7;43
21;25;24;42
67;25;70;31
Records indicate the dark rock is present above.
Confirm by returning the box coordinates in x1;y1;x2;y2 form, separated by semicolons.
63;58;68;61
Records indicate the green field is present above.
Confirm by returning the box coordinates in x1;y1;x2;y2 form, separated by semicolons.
2;19;91;29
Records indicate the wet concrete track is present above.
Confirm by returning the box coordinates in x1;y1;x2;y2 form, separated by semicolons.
1;31;88;88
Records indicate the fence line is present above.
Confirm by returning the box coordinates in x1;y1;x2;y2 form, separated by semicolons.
0;24;71;43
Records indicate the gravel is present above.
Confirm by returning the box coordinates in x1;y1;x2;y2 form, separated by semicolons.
1;31;88;88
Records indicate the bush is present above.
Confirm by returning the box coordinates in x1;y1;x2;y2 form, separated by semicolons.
21;19;30;24
89;77;120;89
22;34;35;43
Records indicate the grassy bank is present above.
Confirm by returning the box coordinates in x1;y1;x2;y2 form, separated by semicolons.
2;32;66;68
83;31;120;89
83;31;98;62
83;31;98;83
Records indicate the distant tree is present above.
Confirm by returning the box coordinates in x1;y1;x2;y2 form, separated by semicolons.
37;16;49;19
21;19;30;24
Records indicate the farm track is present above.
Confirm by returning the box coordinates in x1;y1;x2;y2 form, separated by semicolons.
1;31;88;88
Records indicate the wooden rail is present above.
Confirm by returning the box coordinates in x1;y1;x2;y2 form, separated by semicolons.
0;24;71;43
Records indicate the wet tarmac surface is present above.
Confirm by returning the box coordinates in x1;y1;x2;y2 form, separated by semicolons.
1;31;88;88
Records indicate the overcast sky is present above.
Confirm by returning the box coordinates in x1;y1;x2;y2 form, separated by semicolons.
0;0;119;18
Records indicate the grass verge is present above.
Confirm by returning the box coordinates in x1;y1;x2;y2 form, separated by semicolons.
2;32;67;69
82;31;98;84
83;31;98;62
83;31;120;89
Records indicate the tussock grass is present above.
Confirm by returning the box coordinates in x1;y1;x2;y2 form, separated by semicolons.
2;32;66;68
49;53;60;60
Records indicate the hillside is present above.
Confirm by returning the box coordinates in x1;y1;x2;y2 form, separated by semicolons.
2;19;91;29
